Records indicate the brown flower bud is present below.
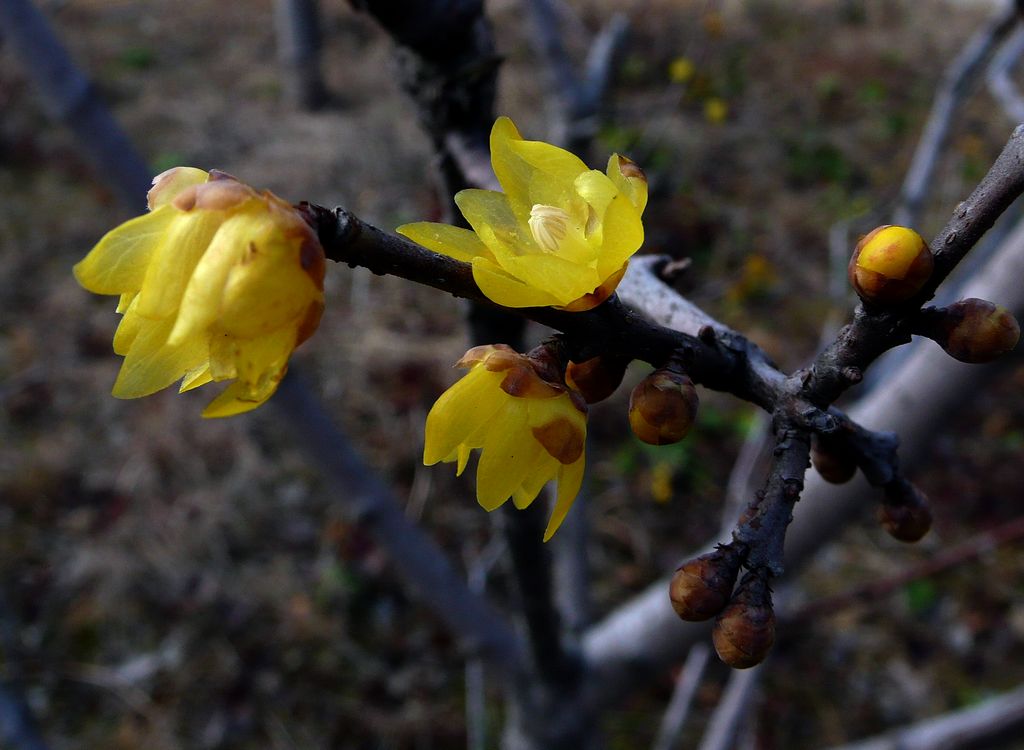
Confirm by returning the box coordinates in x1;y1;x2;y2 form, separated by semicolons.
926;298;1020;364
848;225;933;305
566;355;630;404
879;480;932;543
810;434;857;484
669;544;744;621
712;569;775;669
628;368;699;445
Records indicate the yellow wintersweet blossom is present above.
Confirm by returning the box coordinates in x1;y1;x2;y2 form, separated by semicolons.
74;167;325;417
424;345;588;541
397;117;647;311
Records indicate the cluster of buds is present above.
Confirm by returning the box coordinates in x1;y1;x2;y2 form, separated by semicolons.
878;478;932;543
627;360;699;445
669;544;775;669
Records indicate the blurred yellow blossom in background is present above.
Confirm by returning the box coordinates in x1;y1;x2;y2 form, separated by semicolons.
74;168;325;417
398;117;646;311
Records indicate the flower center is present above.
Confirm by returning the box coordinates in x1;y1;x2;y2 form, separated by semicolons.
528;204;571;252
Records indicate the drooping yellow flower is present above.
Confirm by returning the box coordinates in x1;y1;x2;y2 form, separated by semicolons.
74;167;325;417
424;345;588;541
397;117;647;311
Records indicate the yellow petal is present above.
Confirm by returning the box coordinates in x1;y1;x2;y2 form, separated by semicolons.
231;326;299;390
455;444;473;476
508;138;588;208
423;367;507;465
201;373;283;418
135;209;226;320
167;222;243;345
116;292;137;313
475;401;541;511
112;300;145;355
148;167;209;210
606;154;648;215
112;317;209;399
511;460;557;510
396;222;495;264
595;194;644;279
543;456;586;542
73;206;176;295
455;189;535;260
498;252;602;305
471;257;565;308
489;116;533;222
179;363;213;392
217;233;322;339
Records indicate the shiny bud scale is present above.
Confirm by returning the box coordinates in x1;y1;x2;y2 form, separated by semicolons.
810;434;857;484
931;298;1020;364
879;480;932;543
670;544;744;621
566;354;630;404
628;367;699;445
848;225;933;305
712;569;775;669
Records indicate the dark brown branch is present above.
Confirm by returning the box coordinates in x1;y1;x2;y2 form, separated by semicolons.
805;125;1024;406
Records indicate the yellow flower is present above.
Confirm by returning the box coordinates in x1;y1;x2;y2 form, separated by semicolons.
424;345;588;541
74;167;325;417
668;56;695;84
397;117;646;311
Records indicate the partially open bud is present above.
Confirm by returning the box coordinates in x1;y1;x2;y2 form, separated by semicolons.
628;366;699;445
922;298;1020;364
810;434;857;484
848;225;933;305
566;355;630;404
670;544;745;621
712;569;775;669
879;480;932;543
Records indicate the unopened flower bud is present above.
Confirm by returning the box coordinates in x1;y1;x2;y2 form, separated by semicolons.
848;225;933;305
879;480;932;542
810;434;857;484
670;544;744;621
925;298;1020;364
566;355;630;404
712;569;775;669
628;366;699;445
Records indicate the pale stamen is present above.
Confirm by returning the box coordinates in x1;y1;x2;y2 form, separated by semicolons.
528;204;571;252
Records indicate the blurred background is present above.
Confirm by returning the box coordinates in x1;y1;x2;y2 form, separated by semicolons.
2;0;1024;747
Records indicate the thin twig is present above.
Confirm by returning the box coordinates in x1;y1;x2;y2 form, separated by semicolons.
893;3;1019;227
787;515;1024;625
695;665;764;750
988;25;1024;124
826;682;1024;750
273;0;328;110
651;643;712;750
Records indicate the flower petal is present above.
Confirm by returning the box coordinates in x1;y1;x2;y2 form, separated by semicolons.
606;154;648;215
595;194;644;278
112;317;209;399
148;167;209;210
73;207;176;295
455;189;536;260
475;401;545;511
544;456;585;542
396;222;495;264
201;372;283;418
471;257;565;308
135;208;226;320
423;367;507;465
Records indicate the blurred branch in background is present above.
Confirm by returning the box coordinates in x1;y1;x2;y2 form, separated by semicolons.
0;0;151;211
892;1;1020;228
273;0;328;110
828;682;1024;750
